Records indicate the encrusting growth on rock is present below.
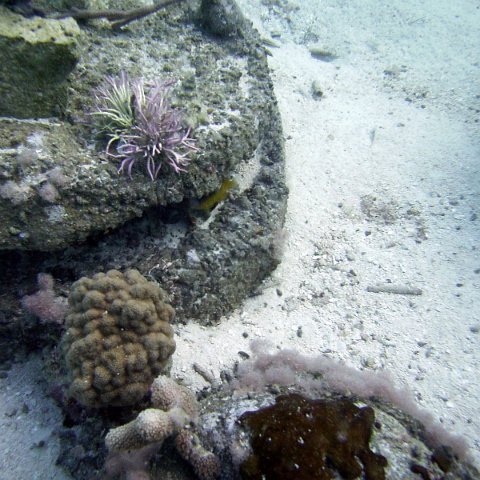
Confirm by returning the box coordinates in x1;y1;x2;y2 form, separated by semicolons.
105;376;220;480
239;393;388;480
61;269;176;407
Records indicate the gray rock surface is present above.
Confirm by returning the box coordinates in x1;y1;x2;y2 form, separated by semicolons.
196;389;479;480
0;7;80;117
0;0;287;340
0;0;282;252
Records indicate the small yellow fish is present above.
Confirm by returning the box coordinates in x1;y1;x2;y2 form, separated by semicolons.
192;178;237;212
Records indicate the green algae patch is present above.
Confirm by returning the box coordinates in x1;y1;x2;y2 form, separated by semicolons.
239;393;387;480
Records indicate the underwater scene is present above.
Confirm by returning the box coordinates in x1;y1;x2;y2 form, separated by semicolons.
0;0;478;479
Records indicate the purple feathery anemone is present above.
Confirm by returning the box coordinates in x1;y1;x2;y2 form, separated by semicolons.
117;78;197;180
94;72;198;181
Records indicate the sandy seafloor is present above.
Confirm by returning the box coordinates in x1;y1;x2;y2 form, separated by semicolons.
0;1;479;478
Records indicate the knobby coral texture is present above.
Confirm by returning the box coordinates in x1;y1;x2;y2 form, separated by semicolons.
61;269;176;407
93;71;198;181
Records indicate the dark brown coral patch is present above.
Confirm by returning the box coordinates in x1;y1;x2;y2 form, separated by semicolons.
239;393;387;480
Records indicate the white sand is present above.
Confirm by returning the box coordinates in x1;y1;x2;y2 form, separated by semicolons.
174;0;480;465
0;1;478;478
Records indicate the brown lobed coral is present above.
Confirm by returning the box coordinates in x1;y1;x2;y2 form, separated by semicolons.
61;269;176;407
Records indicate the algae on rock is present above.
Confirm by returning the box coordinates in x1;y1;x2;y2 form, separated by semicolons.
0;6;80;118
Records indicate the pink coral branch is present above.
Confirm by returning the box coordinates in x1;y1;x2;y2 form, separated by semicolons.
21;273;67;324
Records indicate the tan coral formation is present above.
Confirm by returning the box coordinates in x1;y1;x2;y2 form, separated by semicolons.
62;269;176;407
174;429;221;480
105;376;198;451
151;374;199;418
106;408;180;452
105;376;220;480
